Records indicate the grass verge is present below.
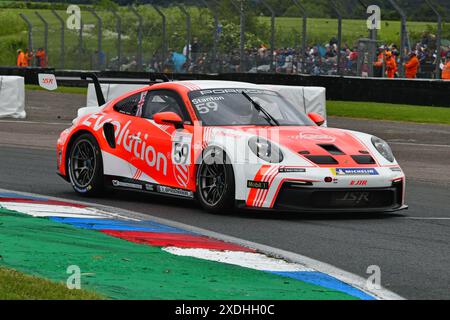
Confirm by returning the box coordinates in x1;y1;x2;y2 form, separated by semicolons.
327;100;450;125
25;84;87;95
0;267;103;300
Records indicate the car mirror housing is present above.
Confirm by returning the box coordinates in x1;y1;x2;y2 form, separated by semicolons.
308;112;325;126
153;112;184;129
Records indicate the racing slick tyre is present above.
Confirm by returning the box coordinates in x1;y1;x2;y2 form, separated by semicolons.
67;133;104;196
196;147;235;214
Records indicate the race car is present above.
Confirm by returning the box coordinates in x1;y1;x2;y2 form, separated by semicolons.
57;77;407;213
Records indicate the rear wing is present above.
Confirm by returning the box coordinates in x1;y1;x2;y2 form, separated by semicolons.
82;72;171;107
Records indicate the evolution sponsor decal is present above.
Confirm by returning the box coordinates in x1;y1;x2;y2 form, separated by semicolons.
331;168;379;176
82;114;168;176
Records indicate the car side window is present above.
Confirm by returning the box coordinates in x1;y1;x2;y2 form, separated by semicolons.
114;92;146;116
142;90;188;121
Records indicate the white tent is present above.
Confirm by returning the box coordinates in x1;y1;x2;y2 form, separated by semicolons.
0;76;26;119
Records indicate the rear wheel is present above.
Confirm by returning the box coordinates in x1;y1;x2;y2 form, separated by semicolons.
196;147;235;213
68;133;104;196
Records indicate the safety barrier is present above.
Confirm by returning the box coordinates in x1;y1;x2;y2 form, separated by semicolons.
1;67;449;107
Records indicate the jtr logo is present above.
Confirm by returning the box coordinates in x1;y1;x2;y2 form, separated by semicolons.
339;192;370;204
350;180;367;186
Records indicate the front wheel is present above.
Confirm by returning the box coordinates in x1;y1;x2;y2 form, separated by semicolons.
67;133;104;196
196;147;235;214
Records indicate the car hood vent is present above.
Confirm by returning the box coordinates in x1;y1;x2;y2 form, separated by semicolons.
351;155;376;164
317;144;345;155
305;155;338;165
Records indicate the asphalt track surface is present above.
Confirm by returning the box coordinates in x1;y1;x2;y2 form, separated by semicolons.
0;90;449;299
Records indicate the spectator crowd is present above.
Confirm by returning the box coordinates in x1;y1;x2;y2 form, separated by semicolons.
15;31;450;80
152;33;450;80
16;48;48;68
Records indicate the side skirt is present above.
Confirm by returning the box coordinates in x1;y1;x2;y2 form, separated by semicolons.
103;175;195;200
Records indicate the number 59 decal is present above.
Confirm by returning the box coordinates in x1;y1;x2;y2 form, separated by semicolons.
171;131;192;165
195;101;218;114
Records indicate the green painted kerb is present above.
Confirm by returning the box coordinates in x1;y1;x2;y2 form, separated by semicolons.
0;208;357;300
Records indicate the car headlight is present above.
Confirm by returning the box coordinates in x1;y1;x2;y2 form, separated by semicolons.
248;137;283;163
371;136;394;162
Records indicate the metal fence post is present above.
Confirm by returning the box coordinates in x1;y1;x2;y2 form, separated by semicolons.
201;0;219;69
86;8;103;70
260;0;275;72
178;5;191;64
425;0;442;79
129;6;143;71
330;0;342;75
79;17;83;55
109;8;122;71
230;0;245;72
292;0;307;74
153;4;167;68
357;0;376;77
387;0;406;77
19;14;33;66
51;9;65;69
34;12;48;57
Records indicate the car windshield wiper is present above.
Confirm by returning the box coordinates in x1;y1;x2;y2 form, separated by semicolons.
241;91;280;126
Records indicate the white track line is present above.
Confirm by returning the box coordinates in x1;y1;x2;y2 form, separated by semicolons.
405;217;450;220
388;141;450;148
0;119;70;126
0;188;404;300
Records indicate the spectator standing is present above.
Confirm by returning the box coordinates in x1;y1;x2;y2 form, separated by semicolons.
374;47;385;77
191;37;201;63
385;51;397;78
25;48;33;67
35;48;48;68
441;53;450;80
16;49;26;67
404;52;419;79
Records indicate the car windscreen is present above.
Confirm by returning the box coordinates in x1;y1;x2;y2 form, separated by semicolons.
188;88;315;126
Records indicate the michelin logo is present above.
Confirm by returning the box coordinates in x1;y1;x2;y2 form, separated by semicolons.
332;168;379;176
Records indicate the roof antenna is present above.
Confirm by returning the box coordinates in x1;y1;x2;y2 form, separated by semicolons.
149;73;170;83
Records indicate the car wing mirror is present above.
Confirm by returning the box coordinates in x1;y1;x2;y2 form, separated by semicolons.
153;112;184;129
308;112;325;126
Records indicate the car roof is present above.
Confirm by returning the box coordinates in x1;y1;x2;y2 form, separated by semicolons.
172;80;263;91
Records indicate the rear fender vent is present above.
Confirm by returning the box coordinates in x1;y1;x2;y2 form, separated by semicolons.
351;155;376;164
305;155;338;165
317;144;345;155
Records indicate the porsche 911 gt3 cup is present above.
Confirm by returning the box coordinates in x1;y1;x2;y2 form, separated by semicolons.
57;79;407;213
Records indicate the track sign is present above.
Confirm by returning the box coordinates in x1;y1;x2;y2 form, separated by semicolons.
38;73;58;91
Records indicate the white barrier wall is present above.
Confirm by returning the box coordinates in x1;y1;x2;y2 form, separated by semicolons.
0;76;26;119
86;83;327;123
262;85;327;124
86;83;146;107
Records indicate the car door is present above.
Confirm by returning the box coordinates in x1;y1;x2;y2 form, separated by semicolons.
100;90;147;187
128;89;196;195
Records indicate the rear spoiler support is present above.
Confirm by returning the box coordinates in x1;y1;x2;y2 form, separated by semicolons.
81;72;105;106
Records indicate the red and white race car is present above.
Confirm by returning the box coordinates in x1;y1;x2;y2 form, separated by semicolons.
57;78;407;213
